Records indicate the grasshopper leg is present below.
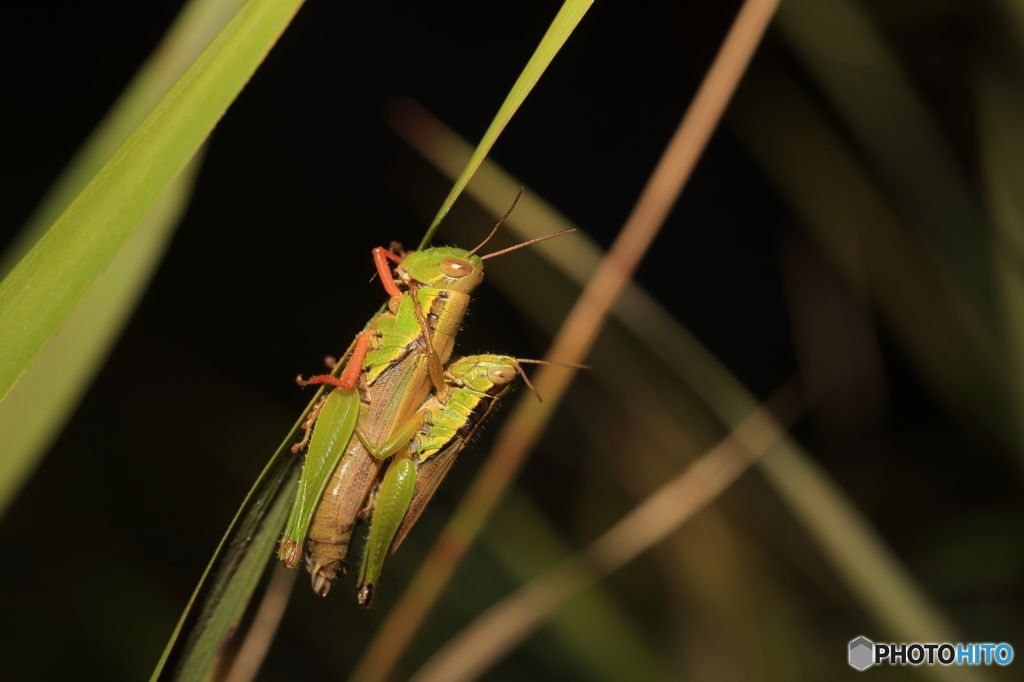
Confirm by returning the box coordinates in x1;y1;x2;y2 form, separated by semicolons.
412;293;445;394
353;413;420;460
291;394;328;453
356;452;417;607
298;332;371;389
372;246;404;298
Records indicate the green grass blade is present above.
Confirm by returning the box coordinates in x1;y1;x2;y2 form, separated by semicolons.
150;428;305;681
0;0;246;277
485;491;668;682
978;64;1024;457
0;0;305;404
155;471;300;682
776;0;1000;352
0;153;203;517
0;0;246;518
731;67;1010;450
416;0;593;250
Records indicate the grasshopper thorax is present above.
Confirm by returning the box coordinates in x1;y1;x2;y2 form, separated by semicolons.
395;247;485;295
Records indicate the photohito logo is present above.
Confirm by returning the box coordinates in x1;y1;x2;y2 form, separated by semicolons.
848;636;1014;671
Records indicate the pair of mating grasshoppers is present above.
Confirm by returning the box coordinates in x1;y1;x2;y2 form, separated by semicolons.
278;196;579;606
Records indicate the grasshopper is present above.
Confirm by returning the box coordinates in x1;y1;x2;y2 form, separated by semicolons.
353;354;553;607
279;244;484;594
279;198;574;596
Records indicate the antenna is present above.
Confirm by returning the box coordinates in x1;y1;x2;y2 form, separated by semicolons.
510;358;592;403
469;187;525;254
480;229;576;260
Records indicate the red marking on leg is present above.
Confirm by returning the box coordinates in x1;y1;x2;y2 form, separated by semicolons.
338;333;370;389
298;375;349;389
372;246;403;297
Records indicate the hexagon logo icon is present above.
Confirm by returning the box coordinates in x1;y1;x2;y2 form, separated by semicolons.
849;636;874;670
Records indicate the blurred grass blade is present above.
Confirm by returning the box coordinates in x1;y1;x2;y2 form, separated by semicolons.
0;0;305;404
388;106;680;675
978;64;1024;456
990;0;1024;65
484;490;668;682
0;0;246;277
354;3;781;680
150;429;303;681
416;0;593;249
153;328;358;679
0;0;247;518
411;386;799;682
0;152;203;517
392;96;974;676
730;65;1012;451
222;564;298;682
776;0;1000;355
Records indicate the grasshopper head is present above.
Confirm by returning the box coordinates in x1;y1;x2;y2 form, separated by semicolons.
395;247;485;295
447;355;519;394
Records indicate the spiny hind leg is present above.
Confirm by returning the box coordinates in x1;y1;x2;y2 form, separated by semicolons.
291;394;329;453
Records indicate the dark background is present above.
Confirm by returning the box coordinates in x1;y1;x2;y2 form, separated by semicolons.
2;1;1021;680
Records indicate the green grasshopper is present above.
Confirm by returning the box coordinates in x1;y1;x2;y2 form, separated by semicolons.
277;242;485;584
353;354;557;607
279;202;574;596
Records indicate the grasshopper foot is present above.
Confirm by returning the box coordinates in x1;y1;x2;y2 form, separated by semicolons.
291;395;328;452
278;540;302;569
356;583;376;608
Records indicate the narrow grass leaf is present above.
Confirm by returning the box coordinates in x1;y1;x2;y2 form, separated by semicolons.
731;66;1011;452
484;491;668;682
0;0;246;277
150;429;303;681
0;0;305;404
978;64;1024;459
416;0;594;249
777;0;1000;354
0;0;247;516
0;153;203;517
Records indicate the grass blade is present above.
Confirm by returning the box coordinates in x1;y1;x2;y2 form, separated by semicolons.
150;425;303;681
0;0;245;516
0;0;305;404
0;0;245;277
0;153;203;516
483;490;669;682
417;0;594;249
777;0;1000;356
731;66;1010;449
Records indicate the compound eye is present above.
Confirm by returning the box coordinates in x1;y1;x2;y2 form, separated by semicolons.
486;366;516;385
439;257;472;278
